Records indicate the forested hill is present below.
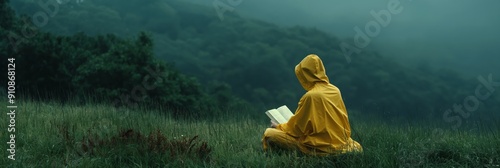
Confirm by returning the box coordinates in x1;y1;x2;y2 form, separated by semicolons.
7;0;500;123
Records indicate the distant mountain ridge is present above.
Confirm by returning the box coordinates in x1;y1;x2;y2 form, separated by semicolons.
8;0;500;123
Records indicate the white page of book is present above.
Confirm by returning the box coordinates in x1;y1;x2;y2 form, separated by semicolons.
265;111;277;124
265;110;276;124
277;105;294;121
267;109;287;124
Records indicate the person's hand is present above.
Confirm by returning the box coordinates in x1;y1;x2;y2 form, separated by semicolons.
270;120;278;128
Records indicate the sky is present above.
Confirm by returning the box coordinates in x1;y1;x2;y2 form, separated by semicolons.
189;0;500;77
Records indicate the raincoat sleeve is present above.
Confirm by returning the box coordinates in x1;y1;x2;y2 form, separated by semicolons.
276;92;317;138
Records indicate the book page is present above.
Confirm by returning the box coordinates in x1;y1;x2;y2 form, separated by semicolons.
277;105;294;121
265;110;278;124
266;109;287;124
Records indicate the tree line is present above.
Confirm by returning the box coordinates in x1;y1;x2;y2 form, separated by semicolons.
3;0;499;123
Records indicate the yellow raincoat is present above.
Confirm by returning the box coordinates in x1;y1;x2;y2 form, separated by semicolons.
262;54;362;155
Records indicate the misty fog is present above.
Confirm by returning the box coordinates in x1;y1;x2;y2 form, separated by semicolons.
3;1;500;165
5;0;499;125
190;0;500;77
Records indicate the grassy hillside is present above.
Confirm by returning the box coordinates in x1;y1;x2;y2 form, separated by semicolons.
8;0;500;124
1;100;498;167
2;1;499;166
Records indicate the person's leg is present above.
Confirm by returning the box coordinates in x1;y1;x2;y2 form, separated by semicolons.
262;128;299;152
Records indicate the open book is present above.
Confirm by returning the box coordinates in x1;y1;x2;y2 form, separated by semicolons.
265;105;294;124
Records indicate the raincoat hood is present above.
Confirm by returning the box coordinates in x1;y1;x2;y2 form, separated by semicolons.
268;54;362;155
295;54;330;91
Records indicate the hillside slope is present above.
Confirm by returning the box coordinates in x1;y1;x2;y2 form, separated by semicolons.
8;0;500;123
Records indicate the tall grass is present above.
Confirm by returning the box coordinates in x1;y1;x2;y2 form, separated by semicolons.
0;100;498;167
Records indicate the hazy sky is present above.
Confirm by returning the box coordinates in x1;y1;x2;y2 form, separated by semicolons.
189;0;500;77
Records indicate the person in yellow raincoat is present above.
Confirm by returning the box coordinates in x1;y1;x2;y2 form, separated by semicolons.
262;54;362;155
